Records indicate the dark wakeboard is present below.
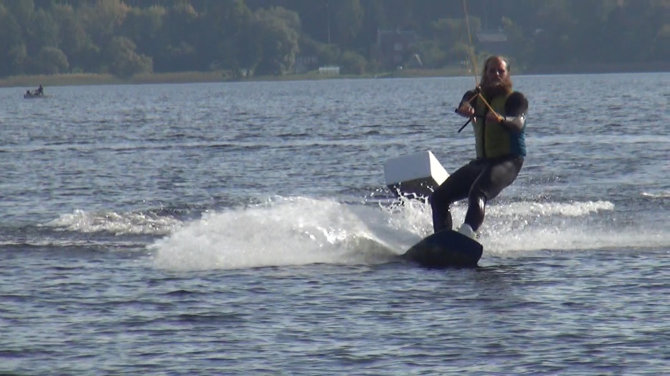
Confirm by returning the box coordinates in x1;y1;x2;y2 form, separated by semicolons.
403;230;483;268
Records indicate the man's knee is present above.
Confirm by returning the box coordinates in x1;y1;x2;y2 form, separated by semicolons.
465;190;487;231
468;192;486;212
429;188;451;210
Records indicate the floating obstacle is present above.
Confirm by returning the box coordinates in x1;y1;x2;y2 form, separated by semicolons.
383;150;449;199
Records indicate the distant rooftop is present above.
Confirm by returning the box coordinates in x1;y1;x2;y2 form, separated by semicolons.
477;31;508;43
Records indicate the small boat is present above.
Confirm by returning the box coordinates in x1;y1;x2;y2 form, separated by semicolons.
24;85;47;99
24;90;47;99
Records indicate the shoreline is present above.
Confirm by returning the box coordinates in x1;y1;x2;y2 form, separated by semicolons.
1;68;470;88
2;62;668;88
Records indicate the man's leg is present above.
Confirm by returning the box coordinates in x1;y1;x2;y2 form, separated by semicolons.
464;156;523;231
430;160;483;233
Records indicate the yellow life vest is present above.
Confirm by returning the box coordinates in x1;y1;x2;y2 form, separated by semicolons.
473;93;525;158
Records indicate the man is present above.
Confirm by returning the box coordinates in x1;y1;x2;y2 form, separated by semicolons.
430;56;528;238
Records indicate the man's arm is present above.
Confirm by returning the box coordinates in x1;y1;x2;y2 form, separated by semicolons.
500;92;528;133
456;90;478;117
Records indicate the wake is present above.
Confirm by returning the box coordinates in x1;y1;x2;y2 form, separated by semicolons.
148;195;667;271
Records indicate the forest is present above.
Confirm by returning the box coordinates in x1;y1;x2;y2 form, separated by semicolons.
0;0;667;79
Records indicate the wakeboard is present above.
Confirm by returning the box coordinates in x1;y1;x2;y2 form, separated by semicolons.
403;230;483;268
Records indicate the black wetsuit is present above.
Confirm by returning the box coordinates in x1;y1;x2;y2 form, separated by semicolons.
430;90;528;233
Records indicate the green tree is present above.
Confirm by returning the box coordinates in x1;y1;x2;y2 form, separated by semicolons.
52;3;97;72
0;3;24;76
500;16;529;67
330;0;364;45
29;8;59;47
36;46;69;74
299;34;340;66
251;7;301;75
432;16;480;66
78;0;129;46
197;0;253;72
122;5;165;61
154;1;199;72
7;45;29;76
339;50;367;74
0;0;667;78
654;22;670;61
4;0;35;27
526;1;574;65
106;36;152;77
73;0;130;73
601;0;667;62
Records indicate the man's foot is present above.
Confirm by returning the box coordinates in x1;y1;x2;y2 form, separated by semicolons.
457;223;477;240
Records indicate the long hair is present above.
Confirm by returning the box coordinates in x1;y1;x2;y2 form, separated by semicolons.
480;56;510;81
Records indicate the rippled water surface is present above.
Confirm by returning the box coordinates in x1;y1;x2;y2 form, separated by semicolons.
1;73;669;374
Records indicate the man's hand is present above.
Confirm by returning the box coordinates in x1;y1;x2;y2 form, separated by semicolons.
456;102;475;118
486;111;504;123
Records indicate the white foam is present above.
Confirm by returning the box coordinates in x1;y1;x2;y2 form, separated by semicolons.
487;200;614;217
482;225;669;256
151;197;401;271
478;200;670;255
641;190;670;199
46;209;181;235
150;196;668;270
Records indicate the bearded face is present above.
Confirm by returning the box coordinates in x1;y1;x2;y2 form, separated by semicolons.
480;57;513;98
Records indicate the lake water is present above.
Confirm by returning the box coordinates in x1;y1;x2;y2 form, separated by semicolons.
1;73;668;374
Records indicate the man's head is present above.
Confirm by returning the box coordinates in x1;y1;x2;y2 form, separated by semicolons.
480;56;512;97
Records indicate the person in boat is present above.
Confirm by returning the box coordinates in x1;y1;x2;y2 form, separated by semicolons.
36;84;44;96
430;55;528;239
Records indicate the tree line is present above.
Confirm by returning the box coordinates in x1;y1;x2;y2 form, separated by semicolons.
0;0;667;79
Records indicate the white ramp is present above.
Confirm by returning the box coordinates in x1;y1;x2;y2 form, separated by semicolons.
383;151;448;198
